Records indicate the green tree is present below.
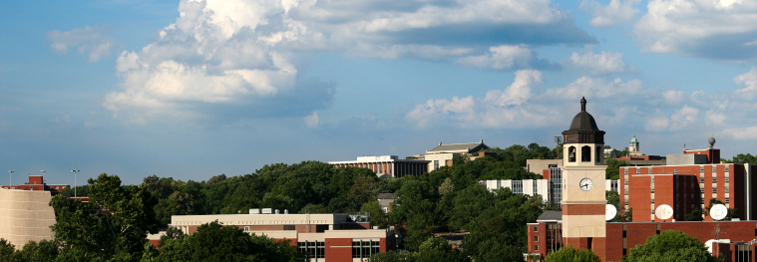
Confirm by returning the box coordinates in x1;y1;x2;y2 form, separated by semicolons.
0;238;14;261
723;153;757;164
50;173;159;261
438;178;455;196
366;250;415;262
156;221;300;262
361;201;389;228
686;208;704;221
544;246;601;262
158;226;185;248
605;159;631;180
12;240;59;262
623;230;717;262
462;216;524;262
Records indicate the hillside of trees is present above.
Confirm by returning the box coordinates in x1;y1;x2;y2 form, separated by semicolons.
1;143;560;261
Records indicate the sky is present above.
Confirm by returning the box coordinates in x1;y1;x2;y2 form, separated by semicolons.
2;0;757;185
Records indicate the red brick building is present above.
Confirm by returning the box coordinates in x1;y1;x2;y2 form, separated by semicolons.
170;211;396;261
528;212;757;262
1;175;69;193
619;148;757;222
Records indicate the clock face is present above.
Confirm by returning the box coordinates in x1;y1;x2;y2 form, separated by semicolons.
579;178;593;191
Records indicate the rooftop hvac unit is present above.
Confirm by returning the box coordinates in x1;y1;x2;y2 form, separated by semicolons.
249;208;260;214
262;208;272;214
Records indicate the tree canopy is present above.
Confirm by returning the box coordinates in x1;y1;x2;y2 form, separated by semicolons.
623;230;717;262
544;246;601;262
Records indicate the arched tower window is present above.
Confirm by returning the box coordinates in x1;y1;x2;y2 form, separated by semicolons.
596;146;602;162
568;146;576;162
581;146;591;162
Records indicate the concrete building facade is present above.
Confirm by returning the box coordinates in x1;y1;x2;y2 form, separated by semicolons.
329;155;430;178
0;175;66;249
171;212;395;261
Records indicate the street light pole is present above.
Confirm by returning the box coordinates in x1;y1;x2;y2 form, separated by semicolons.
8;170;12;189
71;170;79;197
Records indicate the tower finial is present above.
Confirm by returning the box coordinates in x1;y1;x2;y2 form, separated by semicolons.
580;97;587;112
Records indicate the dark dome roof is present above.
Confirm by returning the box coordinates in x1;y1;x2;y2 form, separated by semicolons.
569;111;599;131
567;97;599;131
562;97;604;144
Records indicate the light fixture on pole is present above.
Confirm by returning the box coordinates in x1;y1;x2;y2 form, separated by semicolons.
71;170;79;197
8;170;12;189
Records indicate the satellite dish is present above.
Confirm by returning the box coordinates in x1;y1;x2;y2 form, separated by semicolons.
710;204;728;220
605;204;617;221
655;204;674;220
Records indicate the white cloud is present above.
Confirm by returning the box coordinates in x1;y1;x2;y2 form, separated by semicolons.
734;67;757;94
568;50;629;74
669;105;699;131
634;0;757;59
581;0;641;27
458;45;536;70
484;70;542;106
47;26;117;62
304;111;319;128
104;0;596;121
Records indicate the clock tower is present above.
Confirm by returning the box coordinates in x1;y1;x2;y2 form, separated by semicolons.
561;97;607;256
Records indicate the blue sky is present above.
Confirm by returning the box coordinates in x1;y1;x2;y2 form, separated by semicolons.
2;0;757;185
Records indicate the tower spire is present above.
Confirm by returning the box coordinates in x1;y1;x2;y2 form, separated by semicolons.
580;97;587;112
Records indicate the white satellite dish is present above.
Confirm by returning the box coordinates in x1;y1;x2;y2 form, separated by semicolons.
710;204;728;220
606;204;617;221
655;204;674;220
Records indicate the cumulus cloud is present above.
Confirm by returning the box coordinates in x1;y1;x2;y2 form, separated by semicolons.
734;67;757;94
104;0;596;121
634;0;757;59
567;50;629;74
405;69;754;135
581;0;641;27
47;26;117;62
458;45;556;70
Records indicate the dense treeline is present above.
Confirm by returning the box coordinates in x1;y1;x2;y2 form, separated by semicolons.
2;143;558;261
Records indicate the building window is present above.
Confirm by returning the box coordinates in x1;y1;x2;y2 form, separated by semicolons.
651;199;655;204
651;210;655;214
725;187;729;193
651;188;654;193
701;198;705;205
700;177;705;183
712;176;717;183
581;146;591;162
712;188;717;194
284;225;295;230
648;167;652;174
625;168;629;176
651;177;654;183
625;189;629;195
352;240;380;258
299;241;325;258
636;169;640;175
625;199;629;205
624;178;628;185
434;160;439;170
726;198;730;205
535;245;539;251
700;166;704;173
725;177;730;183
725;166;729;172
534;226;538;232
568;146;576;162
713;166;717;173
534;236;539;242
674;169;678;175
244;226;250;231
